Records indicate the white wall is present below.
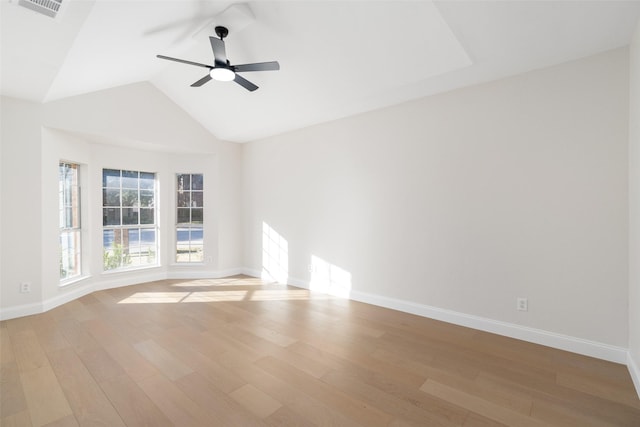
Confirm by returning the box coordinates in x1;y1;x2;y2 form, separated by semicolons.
628;19;640;395
43;82;219;153
1;98;43;310
243;48;629;350
0;82;243;318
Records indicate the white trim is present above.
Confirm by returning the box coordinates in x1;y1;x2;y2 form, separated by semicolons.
281;273;628;364
243;267;263;278
43;281;95;312
351;289;627;363
167;268;245;280
59;274;90;288
628;351;640;399
0;281;96;321
0;267;249;320
97;271;167;291
287;275;308;289
0;301;43;321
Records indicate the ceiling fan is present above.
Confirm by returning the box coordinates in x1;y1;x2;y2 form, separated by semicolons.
157;26;279;92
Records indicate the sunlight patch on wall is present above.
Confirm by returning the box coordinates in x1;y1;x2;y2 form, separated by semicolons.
310;255;352;298
262;222;289;284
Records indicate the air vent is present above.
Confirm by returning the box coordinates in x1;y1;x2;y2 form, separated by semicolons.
17;0;63;18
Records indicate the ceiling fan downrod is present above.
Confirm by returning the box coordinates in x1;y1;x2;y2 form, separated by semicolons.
215;26;229;40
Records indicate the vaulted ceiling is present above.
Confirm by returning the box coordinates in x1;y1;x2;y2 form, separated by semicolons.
2;0;640;143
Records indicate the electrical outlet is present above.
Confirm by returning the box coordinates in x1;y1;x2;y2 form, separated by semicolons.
517;297;528;311
20;282;31;293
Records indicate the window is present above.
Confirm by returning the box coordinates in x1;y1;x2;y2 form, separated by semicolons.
102;169;157;270
59;162;81;281
176;173;203;262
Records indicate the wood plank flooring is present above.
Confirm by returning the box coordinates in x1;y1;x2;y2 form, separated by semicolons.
1;275;639;426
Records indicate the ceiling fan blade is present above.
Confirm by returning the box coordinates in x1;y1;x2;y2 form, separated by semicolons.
209;36;228;66
233;61;280;72
234;74;258;92
191;74;213;87
157;55;211;69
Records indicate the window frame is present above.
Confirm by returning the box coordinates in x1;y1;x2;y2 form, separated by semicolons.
59;162;82;283
175;173;204;263
102;168;158;272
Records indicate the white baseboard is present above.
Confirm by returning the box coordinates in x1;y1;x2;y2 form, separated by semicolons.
0;301;43;321
628;352;640;399
168;267;246;280
278;273;628;364
242;267;263;278
0;267;247;321
42;281;96;312
0;282;96;321
352;289;627;363
97;270;167;291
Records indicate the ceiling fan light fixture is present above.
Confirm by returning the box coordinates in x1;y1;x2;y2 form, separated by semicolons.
210;67;235;82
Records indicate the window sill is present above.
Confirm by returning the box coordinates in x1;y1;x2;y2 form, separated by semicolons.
169;262;206;267
59;275;91;288
101;264;161;275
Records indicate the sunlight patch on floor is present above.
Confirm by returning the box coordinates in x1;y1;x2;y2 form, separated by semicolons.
117;288;315;304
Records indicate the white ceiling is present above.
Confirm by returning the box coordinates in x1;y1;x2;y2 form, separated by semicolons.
2;0;640;143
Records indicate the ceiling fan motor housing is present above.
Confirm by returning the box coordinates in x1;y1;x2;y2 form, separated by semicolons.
215;26;229;40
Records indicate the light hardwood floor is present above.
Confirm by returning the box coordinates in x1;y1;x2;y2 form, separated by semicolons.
1;276;639;426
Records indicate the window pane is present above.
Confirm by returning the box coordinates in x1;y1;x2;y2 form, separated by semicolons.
122;170;138;189
127;229;141;267
176;228;189;263
191;208;203;224
190;227;203;245
177;228;190;243
140;229;156;264
103;229;115;250
189;226;203;262
103;229;121;270
122;208;138;225
140;190;154;207
140;172;154;190
191;174;203;190
177;208;190;224
60;230;81;279
177;174;191;191
140;229;155;249
103;169;120;188
126;228;140;245
64;208;73;228
103;189;120;207
140;208;154;225
192;192;203;207
191;246;204;262
177;192;190;207
103;208;120;226
121;189;138;207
